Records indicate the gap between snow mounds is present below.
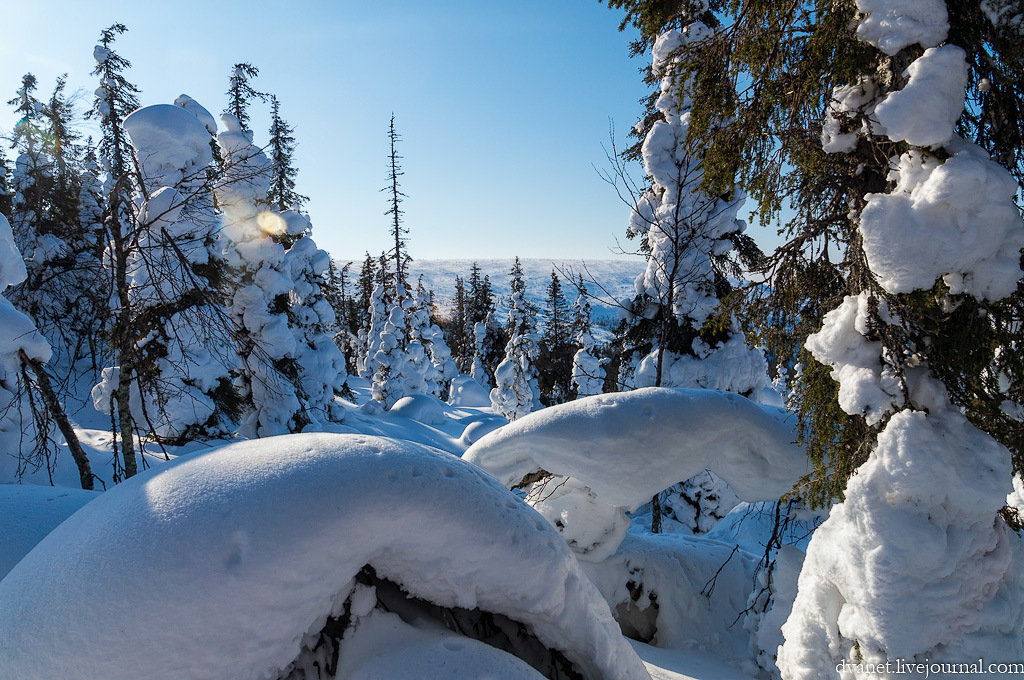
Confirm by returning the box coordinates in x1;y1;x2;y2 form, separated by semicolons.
0;433;650;680
463;387;807;511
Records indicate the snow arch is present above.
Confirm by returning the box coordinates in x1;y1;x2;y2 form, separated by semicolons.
0;433;649;680
464;387;807;509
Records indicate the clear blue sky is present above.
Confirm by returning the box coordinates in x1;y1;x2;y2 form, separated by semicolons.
2;1;780;262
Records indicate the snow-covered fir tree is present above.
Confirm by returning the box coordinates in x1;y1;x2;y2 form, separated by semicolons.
615;21;767;398
90;101;237;445
217;112;344;436
265;94;307;211
87;24;144;478
409;282;457;398
570;278;607;398
774;4;1024;675
490;257;540;421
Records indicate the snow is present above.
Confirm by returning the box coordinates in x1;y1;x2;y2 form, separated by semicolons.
0;484;97;580
466;387;806;511
778;405;1024;678
122;103;214;185
0;433;650;680
583;528;757;654
854;0;949;55
805;293;901;425
448;374;492;407
337;607;548;679
859;140;1024;301
874;46;968;148
821;79;878;153
0;213;26;289
173;93;218;135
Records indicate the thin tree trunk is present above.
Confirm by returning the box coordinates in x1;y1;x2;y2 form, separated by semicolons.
18;349;94;491
108;200;137;480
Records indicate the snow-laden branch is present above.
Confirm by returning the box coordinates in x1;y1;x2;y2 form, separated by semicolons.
464;387;806;511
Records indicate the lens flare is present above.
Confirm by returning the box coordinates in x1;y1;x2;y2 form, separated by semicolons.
256;211;287;237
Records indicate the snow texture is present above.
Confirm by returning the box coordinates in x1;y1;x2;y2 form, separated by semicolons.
854;0;949;55
805;293;901;426
874;46;967;148
0;433;649;680
778;403;1024;678
859;140;1024;301
0;484;97;580
122;104;213;186
582;528;757;653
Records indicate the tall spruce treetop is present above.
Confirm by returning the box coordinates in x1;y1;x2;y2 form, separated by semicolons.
224;63;264;132
90;24;140;185
383;114;409;288
266;95;307;211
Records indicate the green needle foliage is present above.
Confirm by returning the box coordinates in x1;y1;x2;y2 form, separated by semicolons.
604;0;1024;509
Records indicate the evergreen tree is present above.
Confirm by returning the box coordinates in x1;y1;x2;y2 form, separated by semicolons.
0;148;13;218
571;276;607;398
490;257;540;420
538;270;573;405
447;274;472;371
265;94;308;211
609;0;1024;670
87;24;142;478
224;63;265;132
383;114;409;287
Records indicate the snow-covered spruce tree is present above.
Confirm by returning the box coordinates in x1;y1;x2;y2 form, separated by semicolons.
610;0;1024;673
0;147;13;219
223;63;265;133
283;210;348;424
369;284;428;408
7;76;108;374
610;17;767;397
606;7;771;535
87;24;143;477
217;112;344;436
90;101;238;447
490;257;540;421
265;94;308;211
409;281;458;397
71;145;109;369
571;277;608;398
446;274;473;372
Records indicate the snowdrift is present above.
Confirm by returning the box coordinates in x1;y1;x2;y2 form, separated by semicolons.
0;433;649;680
464;387;806;509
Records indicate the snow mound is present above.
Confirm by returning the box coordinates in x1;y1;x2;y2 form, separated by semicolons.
0;485;98;580
465;387;806;510
448;374;492;407
0;433;648;680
